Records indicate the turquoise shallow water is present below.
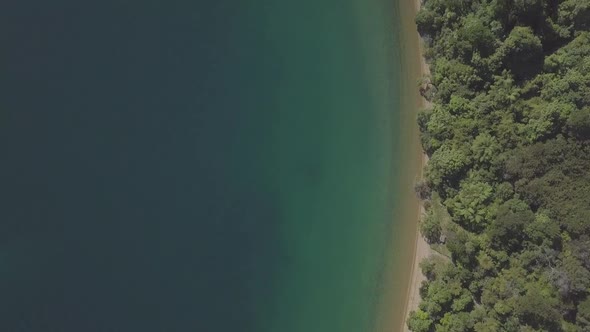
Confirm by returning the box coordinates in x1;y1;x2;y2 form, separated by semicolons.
0;0;404;331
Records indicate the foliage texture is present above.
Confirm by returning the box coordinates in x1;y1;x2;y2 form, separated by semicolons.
411;0;590;331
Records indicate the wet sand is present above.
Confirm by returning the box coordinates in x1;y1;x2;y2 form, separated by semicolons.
397;0;433;330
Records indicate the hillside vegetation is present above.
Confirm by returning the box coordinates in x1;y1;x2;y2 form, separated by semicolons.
409;0;590;331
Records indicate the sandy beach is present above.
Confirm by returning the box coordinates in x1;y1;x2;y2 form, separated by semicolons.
401;156;431;332
371;1;433;330
399;0;433;330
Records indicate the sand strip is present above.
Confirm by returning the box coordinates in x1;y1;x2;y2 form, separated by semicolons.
400;0;433;330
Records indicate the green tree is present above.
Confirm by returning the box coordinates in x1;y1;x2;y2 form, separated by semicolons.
424;105;456;153
477;251;496;272
436;312;471;332
481;266;527;312
499;26;543;80
416;7;444;37
524;212;560;246
473;318;501;332
413;1;590;330
421;256;446;281
446;181;494;231
421;210;443;244
523;101;573;143
491;0;544;31
488;199;534;252
566;107;590;139
458;14;497;58
471;133;501;166
446;229;479;267
512;0;544;27
408;309;433;332
544;33;590;74
422;277;465;320
558;0;590;34
577;297;590;329
451;289;473;312
540;69;590;108
426;144;469;191
431;58;481;102
553;253;590;299
515;279;561;330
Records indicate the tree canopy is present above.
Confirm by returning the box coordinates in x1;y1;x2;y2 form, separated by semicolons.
410;0;590;330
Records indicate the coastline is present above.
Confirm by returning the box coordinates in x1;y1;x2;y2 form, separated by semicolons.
373;0;432;330
399;0;432;330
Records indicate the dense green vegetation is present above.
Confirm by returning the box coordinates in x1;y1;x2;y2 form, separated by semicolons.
409;0;590;331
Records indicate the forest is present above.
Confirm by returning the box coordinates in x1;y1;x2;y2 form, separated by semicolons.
408;0;590;331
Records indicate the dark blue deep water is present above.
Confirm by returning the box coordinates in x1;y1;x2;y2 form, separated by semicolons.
0;0;404;331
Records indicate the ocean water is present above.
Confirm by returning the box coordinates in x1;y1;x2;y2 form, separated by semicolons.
0;0;405;331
